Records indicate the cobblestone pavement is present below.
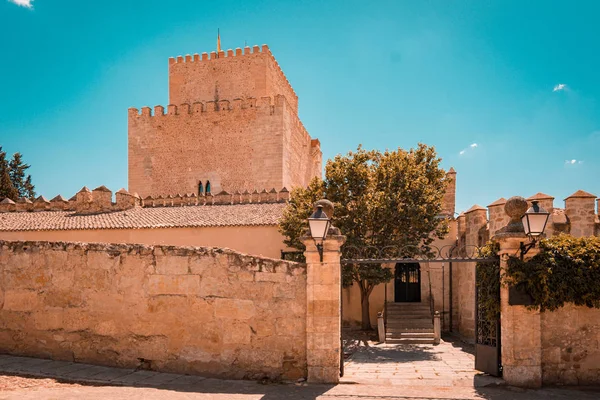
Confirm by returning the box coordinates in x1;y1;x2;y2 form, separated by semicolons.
341;337;481;387
1;353;600;399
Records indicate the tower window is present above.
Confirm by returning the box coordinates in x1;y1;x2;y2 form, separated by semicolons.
205;181;211;194
198;182;204;195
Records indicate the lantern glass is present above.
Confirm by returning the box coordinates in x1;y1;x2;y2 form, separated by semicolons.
522;201;550;237
308;206;330;240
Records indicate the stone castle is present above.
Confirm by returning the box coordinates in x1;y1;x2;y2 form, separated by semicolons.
128;45;322;197
1;39;600;386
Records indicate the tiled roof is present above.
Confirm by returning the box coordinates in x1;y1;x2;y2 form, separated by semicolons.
0;203;286;231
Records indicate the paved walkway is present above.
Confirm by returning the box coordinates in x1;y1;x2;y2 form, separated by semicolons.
1;352;600;399
341;338;482;387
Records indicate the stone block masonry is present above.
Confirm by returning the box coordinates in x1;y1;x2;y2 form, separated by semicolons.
0;240;308;380
129;43;321;198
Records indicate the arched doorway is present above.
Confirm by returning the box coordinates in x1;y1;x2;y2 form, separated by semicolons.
394;262;421;302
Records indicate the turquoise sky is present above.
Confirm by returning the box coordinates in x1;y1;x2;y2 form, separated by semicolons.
1;0;599;213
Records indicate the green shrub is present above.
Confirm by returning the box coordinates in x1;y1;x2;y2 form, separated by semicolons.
505;234;600;311
476;242;501;322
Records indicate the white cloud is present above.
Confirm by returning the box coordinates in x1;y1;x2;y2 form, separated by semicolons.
459;143;479;156
8;0;33;8
553;83;566;92
565;159;584;166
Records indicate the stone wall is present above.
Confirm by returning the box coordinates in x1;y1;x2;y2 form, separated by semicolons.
0;225;288;260
169;45;298;113
128;95;321;198
0;240;307;380
453;190;600;342
458;190;600;386
541;305;600;384
130;44;321;198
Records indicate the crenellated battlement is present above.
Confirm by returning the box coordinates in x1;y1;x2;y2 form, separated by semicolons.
458;190;600;250
129;41;321;199
168;44;297;102
128;95;289;119
0;186;291;215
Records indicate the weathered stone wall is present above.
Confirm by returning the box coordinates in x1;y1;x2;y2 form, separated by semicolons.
129;97;283;197
541;305;600;384
461;190;600;386
0;225;289;260
282;100;322;191
169;45;298;113
0;240;307;380
129;44;320;198
128;95;320;198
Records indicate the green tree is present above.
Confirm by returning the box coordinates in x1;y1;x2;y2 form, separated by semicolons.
8;152;33;198
23;175;36;200
279;144;450;329
0;147;18;201
0;147;35;201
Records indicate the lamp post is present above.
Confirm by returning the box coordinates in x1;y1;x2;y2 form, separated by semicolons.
307;204;331;262
519;200;550;259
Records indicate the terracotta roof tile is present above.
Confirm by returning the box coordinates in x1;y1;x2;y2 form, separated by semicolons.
0;203;286;232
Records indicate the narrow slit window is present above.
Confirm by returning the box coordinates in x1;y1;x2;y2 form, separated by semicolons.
198;182;204;195
205;181;211;194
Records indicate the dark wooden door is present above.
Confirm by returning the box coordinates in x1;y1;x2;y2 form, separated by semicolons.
394;263;421;302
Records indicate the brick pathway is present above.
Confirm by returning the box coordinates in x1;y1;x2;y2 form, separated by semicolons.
341;337;490;387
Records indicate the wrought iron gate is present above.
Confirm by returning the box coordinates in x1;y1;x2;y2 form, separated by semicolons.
340;243;497;377
474;260;502;376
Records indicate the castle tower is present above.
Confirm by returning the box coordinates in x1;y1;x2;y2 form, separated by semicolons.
128;44;321;197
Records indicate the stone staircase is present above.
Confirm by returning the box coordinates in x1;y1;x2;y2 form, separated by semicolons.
385;302;435;344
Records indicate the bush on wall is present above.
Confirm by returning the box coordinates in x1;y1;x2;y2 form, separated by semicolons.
505;234;600;312
476;242;501;322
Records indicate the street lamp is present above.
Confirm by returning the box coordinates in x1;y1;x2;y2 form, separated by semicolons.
519;200;550;258
307;204;331;262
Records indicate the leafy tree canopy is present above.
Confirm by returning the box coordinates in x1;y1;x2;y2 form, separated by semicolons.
279;144;451;329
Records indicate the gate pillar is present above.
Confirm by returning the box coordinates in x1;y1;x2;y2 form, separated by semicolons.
302;232;346;384
495;198;542;388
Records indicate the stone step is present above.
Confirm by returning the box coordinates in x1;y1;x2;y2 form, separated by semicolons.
386;318;433;323
385;338;435;344
386;331;434;338
386;313;432;318
386;323;433;328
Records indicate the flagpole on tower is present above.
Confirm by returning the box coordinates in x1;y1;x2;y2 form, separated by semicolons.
217;29;221;55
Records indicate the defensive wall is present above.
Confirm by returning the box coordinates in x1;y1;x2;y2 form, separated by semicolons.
0;186;294;259
128;95;321;198
455;190;600;385
0;240;308;380
169;44;298;113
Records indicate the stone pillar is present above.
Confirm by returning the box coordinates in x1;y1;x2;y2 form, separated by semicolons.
433;311;441;345
301;199;346;384
494;196;542;388
302;233;345;383
565;190;597;237
487;198;508;238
